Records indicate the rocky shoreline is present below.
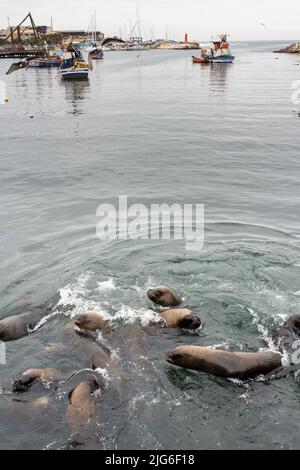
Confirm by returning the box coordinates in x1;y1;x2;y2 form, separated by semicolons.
274;42;300;53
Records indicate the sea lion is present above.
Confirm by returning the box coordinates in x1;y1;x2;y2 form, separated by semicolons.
277;315;300;341
147;286;182;307
0;310;45;342
65;374;102;433
166;346;282;380
13;368;62;392
159;308;201;330
64;321;111;370
73;312;111;332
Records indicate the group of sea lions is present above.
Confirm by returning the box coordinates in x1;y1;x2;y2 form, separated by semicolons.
1;284;300;436
148;286;300;380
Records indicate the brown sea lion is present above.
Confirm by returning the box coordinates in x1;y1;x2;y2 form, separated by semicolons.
0;310;45;342
159;308;201;330
73;312;111;332
65;374;102;433
13;368;62;392
166;346;282;380
147;286;182;307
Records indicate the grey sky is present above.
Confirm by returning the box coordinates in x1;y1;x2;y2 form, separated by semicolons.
1;0;299;41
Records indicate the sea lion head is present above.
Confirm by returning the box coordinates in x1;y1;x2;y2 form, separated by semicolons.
160;308;201;330
85;374;103;392
177;313;201;330
147;286;182;307
281;315;300;336
165;347;189;368
73;312;110;332
12;369;41;392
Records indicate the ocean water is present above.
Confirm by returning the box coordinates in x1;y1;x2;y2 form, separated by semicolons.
0;41;300;449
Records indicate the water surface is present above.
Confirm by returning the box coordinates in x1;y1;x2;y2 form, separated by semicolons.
0;41;300;450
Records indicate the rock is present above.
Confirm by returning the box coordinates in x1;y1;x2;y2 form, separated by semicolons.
274;42;300;53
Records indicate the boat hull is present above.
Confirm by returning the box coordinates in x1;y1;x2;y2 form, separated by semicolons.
209;56;235;64
28;59;62;68
60;68;89;80
192;56;208;64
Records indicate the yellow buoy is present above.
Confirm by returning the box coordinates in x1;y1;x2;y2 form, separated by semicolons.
4;97;8;103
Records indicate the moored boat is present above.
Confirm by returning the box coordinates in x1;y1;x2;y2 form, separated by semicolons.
28;56;62;68
192;35;235;64
59;45;93;81
60;65;90;80
192;55;208;64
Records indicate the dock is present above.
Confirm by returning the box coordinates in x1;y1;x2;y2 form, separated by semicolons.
0;50;44;59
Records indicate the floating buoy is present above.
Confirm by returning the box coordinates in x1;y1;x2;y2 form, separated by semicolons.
4;97;8;103
29;113;34;119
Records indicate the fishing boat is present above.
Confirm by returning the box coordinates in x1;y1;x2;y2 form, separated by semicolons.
59;46;93;81
60;62;91;80
192;35;235;64
28;52;62;68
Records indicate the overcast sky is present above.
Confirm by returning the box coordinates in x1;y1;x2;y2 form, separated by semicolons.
1;0;299;41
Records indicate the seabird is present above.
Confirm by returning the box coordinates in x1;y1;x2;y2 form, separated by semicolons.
6;56;40;75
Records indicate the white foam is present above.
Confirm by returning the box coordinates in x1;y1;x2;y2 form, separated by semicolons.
275;313;288;321
97;278;116;292
56;272;109;318
247;307;277;351
29;311;59;333
94;367;110;386
111;305;160;326
238;391;252;404
208;342;230;350
55;273;160;328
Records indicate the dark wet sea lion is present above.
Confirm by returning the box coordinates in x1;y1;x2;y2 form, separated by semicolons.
166;346;282;380
159;308;201;330
65;374;102;433
73;312;111;332
147;286;182;307
273;315;300;354
13;368;62;392
64;322;111;370
277;315;300;339
0;310;45;342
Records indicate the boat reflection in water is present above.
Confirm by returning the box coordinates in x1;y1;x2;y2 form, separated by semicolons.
209;63;230;95
63;80;91;116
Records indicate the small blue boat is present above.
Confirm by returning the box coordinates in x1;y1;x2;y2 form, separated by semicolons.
28;57;62;68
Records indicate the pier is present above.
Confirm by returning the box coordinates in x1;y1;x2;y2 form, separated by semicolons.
0;50;44;59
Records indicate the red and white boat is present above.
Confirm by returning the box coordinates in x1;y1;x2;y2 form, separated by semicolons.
192;35;235;64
